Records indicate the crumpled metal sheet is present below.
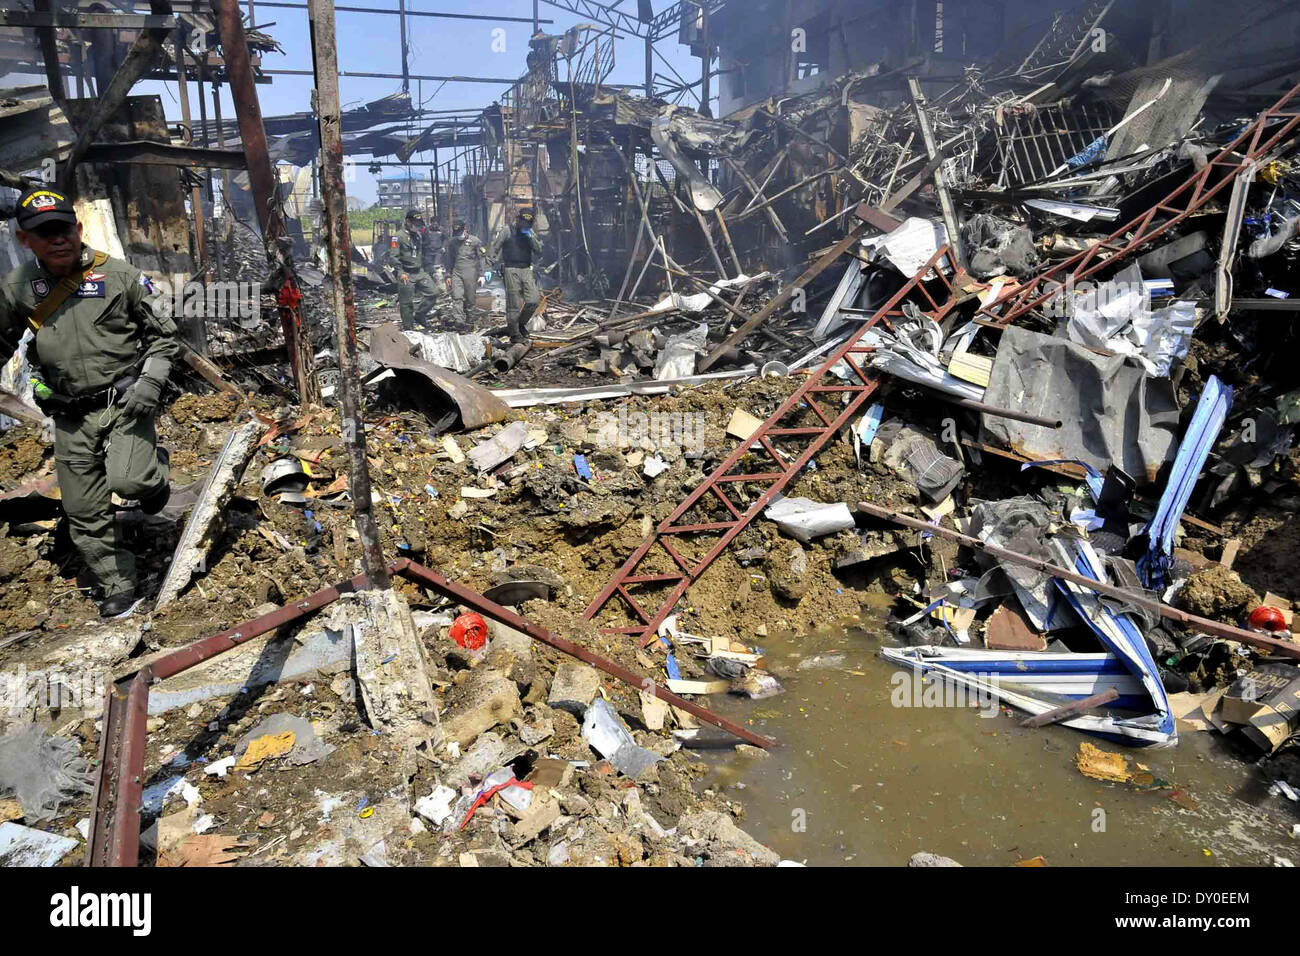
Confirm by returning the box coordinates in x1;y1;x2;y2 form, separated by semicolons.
402;330;489;374
368;324;508;432
651;114;723;211
981;326;1178;483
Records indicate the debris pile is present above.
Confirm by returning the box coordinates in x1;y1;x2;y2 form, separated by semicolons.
3;0;1300;868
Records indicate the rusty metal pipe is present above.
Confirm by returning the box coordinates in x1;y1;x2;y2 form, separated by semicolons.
390;560;777;748
492;341;532;372
857;499;1300;660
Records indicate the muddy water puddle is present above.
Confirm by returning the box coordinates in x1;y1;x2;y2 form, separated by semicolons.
699;620;1299;866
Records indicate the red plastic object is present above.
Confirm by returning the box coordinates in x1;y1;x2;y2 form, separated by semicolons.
449;612;488;649
1248;605;1288;633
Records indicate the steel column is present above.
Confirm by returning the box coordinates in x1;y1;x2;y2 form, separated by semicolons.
308;0;390;589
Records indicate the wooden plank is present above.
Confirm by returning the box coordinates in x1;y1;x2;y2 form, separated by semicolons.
1020;688;1120;728
947;351;993;388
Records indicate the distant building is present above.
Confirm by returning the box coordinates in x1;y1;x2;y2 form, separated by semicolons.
376;176;433;210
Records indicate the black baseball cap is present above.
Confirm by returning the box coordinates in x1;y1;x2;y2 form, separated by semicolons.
405;208;423;221
16;186;77;231
517;209;535;223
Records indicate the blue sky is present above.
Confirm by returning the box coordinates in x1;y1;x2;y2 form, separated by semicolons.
123;0;705;205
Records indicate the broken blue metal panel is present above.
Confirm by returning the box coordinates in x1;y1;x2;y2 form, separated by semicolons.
573;454;592;480
1138;375;1233;590
1052;537;1176;745
880;645;1172;746
883;647;1147;709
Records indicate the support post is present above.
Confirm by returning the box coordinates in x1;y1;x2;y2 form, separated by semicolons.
211;78;233;281
308;0;390;589
33;0;65;106
699;1;710;115
211;0;319;405
644;34;653;98
398;0;409;92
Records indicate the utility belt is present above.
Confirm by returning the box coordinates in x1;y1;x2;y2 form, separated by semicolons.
502;260;532;269
38;369;138;416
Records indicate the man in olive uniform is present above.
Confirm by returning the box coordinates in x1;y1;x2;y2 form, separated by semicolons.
445;220;485;323
0;186;179;617
397;209;438;330
489;208;543;342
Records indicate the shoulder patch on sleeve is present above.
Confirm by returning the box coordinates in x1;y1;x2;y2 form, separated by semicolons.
138;273;157;295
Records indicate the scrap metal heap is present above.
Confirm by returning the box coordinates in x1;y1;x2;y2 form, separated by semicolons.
4;1;1300;869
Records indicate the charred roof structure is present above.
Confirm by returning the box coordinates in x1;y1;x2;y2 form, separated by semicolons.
3;0;1300;874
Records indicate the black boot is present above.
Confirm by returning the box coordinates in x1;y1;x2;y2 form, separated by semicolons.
99;589;139;619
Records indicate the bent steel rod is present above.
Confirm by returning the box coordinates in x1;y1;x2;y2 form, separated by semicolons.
857;500;1300;660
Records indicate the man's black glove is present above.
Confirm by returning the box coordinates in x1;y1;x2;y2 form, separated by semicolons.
121;377;163;418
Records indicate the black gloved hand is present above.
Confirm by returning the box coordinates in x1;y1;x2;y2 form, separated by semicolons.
121;377;163;418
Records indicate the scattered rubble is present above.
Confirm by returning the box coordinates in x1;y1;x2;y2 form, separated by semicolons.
2;0;1300;871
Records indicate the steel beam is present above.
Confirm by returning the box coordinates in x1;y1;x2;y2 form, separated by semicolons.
246;1;553;23
263;69;520;84
0;11;177;28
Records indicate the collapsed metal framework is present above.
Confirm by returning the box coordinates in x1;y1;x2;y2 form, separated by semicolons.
582;242;957;645
583;77;1300;646
86;558;775;867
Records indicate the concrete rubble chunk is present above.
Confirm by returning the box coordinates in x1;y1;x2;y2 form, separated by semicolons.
547;661;602;716
438;668;522;749
234;714;334;766
908;851;963;867
676;810;780;867
144;623;353;715
507;794;561;846
154;420;261;610
0;821;78;867
445;731;524;790
344;590;438;758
